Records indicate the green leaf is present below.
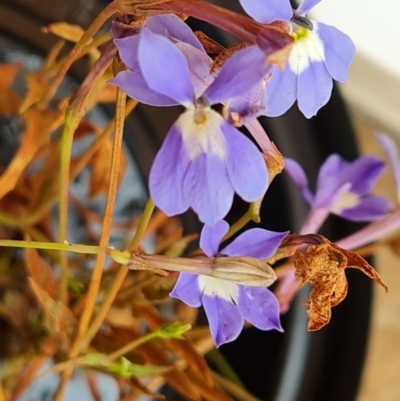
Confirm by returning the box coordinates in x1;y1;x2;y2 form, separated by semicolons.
157;322;192;339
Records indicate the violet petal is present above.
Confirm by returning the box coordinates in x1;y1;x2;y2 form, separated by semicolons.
109;71;177;106
238;287;282;331
227;80;268;125
296;0;322;15
146;14;203;50
182;153;234;225
204;46;268;105
170;273;202;307
239;0;293;23
284;158;314;203
175;41;213;96
339;196;392;221
264;66;297;117
149;124;190;216
222;122;268;202
297;60;333;118
114;35;140;71
202;294;244;347
314;177;350;210
138;27;194;105
222;228;289;259
317;22;356;83
200;221;229;258
340;156;386;195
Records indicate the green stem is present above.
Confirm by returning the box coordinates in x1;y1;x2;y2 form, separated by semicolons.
59;107;80;304
0;239;103;254
128;198;156;250
105;331;159;362
207;349;245;388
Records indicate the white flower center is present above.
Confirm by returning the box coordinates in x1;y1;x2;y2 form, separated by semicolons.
176;106;227;161
330;191;360;214
197;275;239;304
288;23;325;75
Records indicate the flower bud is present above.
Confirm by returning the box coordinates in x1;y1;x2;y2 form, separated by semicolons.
212;256;277;287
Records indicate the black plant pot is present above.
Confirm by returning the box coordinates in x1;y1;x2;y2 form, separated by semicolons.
0;1;371;400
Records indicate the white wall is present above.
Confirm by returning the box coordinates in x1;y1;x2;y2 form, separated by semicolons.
312;0;399;79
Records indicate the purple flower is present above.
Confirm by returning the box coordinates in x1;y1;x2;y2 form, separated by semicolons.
170;220;287;346
239;0;356;118
285;154;392;221
110;14;212;105
112;27;270;225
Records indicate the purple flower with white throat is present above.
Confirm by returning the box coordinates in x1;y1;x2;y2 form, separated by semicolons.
112;27;270;225
170;220;287;347
239;0;356;118
285;154;392;223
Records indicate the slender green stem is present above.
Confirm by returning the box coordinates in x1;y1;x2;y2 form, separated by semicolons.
59;107;80;304
128;198;156;250
207;349;245;388
223;211;252;242
105;331;159;362
0;239;103;254
58;42;116;305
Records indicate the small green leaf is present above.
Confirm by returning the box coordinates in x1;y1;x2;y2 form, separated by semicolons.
157;322;192;339
107;357;170;379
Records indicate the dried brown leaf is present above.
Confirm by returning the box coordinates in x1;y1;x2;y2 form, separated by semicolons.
28;278;77;347
194;31;225;54
143;341;201;401
19;73;48;112
106;307;138;329
0;105;66;199
88;135;127;199
0;89;21;115
24;248;59;300
294;236;388;331
43;22;84;43
186;369;234;401
0;63;21;89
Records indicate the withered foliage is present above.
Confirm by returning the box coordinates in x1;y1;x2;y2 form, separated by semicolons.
294;236;388;331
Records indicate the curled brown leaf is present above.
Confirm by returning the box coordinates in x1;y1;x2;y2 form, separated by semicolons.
294;236;388;331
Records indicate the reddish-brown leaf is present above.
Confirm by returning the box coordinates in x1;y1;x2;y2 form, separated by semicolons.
294;236;388;331
19;72;48;112
88;135;127;199
24;248;59;300
43;22;84;42
0;89;21;115
0;106;66;199
28;278;77;349
186;369;234;401
0;63;21;89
